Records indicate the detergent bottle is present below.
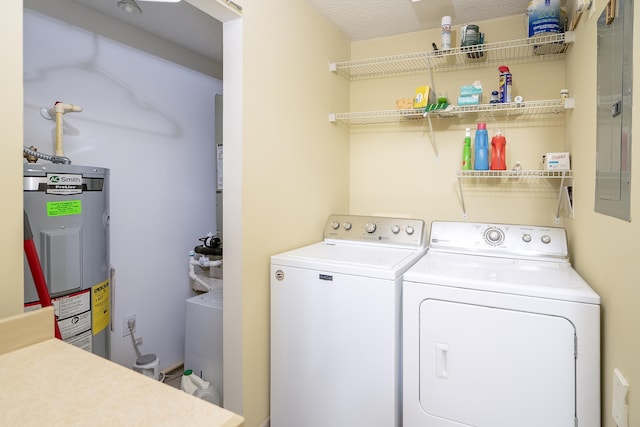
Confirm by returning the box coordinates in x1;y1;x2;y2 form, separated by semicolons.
490;129;507;170
461;128;472;170
473;122;489;170
181;369;221;405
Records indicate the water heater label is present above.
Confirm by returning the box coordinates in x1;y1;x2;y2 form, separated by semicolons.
46;173;83;195
47;200;82;217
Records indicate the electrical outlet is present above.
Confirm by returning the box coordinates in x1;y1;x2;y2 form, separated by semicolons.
122;314;136;337
612;368;629;427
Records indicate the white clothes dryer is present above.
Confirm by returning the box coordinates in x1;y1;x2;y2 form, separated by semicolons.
403;221;600;427
271;215;427;427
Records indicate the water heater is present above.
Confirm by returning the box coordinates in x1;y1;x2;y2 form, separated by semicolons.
23;163;110;358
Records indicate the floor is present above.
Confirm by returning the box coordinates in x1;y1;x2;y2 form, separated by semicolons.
161;364;184;390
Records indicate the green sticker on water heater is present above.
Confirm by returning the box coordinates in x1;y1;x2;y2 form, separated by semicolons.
47;200;82;217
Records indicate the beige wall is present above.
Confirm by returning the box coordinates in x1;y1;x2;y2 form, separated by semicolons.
0;2;24;317
350;14;568;229
565;1;640;426
239;1;350;425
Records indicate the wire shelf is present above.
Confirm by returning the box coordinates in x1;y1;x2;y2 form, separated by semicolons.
435;99;568;117
457;170;573;179
331;32;573;80
329;109;426;125
329;99;571;125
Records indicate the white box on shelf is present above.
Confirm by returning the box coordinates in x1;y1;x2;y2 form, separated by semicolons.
546;152;571;170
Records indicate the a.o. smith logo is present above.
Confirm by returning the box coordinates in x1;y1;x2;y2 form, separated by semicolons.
48;174;82;184
46;173;83;195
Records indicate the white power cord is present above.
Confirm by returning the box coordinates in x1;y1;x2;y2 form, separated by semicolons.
127;318;142;359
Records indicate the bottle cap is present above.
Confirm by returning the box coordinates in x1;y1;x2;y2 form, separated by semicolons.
477;122;486;130
498;65;510;73
465;128;471;136
442;16;451;25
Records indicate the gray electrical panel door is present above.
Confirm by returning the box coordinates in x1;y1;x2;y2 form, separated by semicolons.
595;0;633;221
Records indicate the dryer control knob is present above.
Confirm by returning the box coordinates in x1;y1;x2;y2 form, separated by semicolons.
484;228;504;245
522;234;532;243
406;225;415;235
330;221;340;230
391;225;400;234
365;223;377;233
541;235;551;244
343;222;352;230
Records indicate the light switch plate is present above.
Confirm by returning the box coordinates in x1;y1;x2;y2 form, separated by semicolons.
612;368;629;427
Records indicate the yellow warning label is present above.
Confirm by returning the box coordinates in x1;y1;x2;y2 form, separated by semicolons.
92;279;110;335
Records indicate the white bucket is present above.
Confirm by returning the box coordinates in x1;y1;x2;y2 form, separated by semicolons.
133;353;160;380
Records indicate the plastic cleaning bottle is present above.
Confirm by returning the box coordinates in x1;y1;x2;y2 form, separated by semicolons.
473;122;489;170
441;16;452;50
490;129;507;170
181;369;221;405
461;128;472;170
498;66;512;103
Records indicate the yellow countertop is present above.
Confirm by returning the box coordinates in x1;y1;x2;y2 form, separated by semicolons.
0;308;243;427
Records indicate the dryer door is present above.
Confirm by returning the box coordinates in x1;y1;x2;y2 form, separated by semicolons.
419;299;576;427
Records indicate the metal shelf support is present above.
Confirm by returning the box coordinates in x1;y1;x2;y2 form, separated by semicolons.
456;170;573;222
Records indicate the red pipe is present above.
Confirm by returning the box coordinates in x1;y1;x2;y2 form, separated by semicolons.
24;211;62;340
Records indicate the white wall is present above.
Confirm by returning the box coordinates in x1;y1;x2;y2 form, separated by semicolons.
23;9;222;371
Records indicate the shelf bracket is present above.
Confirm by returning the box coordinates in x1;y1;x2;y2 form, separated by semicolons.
457;174;467;218
425;112;438;157
554;173;567;224
425;54;438;158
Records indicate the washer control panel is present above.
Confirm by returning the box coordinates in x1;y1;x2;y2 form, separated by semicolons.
429;221;568;261
324;214;426;248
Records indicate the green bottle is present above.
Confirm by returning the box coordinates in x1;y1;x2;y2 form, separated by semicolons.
462;128;472;170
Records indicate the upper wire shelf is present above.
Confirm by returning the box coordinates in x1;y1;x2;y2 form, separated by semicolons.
330;32;574;80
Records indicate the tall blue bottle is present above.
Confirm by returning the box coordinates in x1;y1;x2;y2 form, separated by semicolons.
474;122;489;170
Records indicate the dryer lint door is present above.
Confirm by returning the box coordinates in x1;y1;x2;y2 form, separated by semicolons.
419;299;576;427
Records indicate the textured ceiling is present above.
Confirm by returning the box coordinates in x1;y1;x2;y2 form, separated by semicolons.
70;0;223;63
306;0;533;41
65;0;537;65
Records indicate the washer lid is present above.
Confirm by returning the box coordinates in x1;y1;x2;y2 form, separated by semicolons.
404;251;600;304
271;241;427;280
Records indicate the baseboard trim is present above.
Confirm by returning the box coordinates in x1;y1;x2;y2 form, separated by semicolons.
161;361;184;374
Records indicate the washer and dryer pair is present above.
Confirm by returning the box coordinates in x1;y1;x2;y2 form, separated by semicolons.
271;216;600;427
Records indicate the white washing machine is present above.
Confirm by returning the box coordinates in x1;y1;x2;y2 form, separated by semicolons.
403;221;600;427
271;215;428;427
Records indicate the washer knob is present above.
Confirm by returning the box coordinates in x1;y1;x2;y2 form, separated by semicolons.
391;225;400;234
522;234;532;243
484;228;504;245
330;221;340;230
541;235;551;244
365;223;377;233
406;225;415;235
343;222;352;230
